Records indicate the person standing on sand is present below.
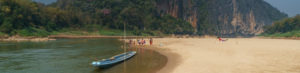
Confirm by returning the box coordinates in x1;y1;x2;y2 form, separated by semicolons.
218;37;222;41
150;38;153;45
133;40;136;45
137;39;140;45
218;37;228;41
129;39;132;45
141;38;145;45
143;39;146;45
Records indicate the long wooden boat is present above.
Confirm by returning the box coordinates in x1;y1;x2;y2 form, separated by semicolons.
91;51;136;68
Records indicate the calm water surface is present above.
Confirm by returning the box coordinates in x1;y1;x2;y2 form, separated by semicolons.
0;39;167;73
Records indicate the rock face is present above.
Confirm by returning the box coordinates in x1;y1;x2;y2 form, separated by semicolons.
156;0;200;33
156;0;287;36
38;0;287;36
156;0;198;27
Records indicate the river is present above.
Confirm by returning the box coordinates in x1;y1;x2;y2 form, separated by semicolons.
0;39;167;73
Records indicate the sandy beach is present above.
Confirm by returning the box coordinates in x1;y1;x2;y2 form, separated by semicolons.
149;38;300;73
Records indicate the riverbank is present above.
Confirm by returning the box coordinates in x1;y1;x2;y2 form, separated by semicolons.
48;35;159;39
149;38;300;73
150;46;181;73
257;36;300;40
0;35;160;42
128;45;181;73
0;36;56;42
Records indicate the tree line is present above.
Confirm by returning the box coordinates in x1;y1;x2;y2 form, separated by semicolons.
0;0;195;36
264;15;300;34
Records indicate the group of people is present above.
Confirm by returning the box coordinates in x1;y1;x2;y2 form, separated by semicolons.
129;38;153;46
137;39;146;45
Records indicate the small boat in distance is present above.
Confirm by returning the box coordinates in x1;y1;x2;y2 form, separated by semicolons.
91;51;137;68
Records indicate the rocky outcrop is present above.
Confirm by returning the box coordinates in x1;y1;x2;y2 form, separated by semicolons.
156;0;199;32
206;0;287;36
38;0;287;36
155;0;287;36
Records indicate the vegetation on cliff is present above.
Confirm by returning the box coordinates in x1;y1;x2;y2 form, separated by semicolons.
0;0;288;37
204;0;287;36
262;15;300;37
0;0;194;37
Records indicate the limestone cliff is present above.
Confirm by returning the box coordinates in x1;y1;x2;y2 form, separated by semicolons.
43;0;287;36
156;0;199;32
155;0;287;36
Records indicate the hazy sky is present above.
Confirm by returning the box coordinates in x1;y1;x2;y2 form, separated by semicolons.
33;0;299;17
264;0;300;17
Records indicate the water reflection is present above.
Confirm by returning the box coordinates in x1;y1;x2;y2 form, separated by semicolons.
0;39;167;73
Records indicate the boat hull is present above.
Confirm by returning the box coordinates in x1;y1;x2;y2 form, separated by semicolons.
91;51;137;68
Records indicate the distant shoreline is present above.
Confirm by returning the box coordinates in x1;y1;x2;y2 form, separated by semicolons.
1;34;300;42
0;36;55;42
0;35;161;42
256;36;300;40
48;35;160;39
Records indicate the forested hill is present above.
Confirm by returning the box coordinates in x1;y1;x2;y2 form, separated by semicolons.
0;0;194;36
0;0;287;37
52;0;197;34
261;15;300;37
51;0;287;36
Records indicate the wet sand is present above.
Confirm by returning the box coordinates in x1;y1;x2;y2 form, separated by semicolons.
150;38;300;73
